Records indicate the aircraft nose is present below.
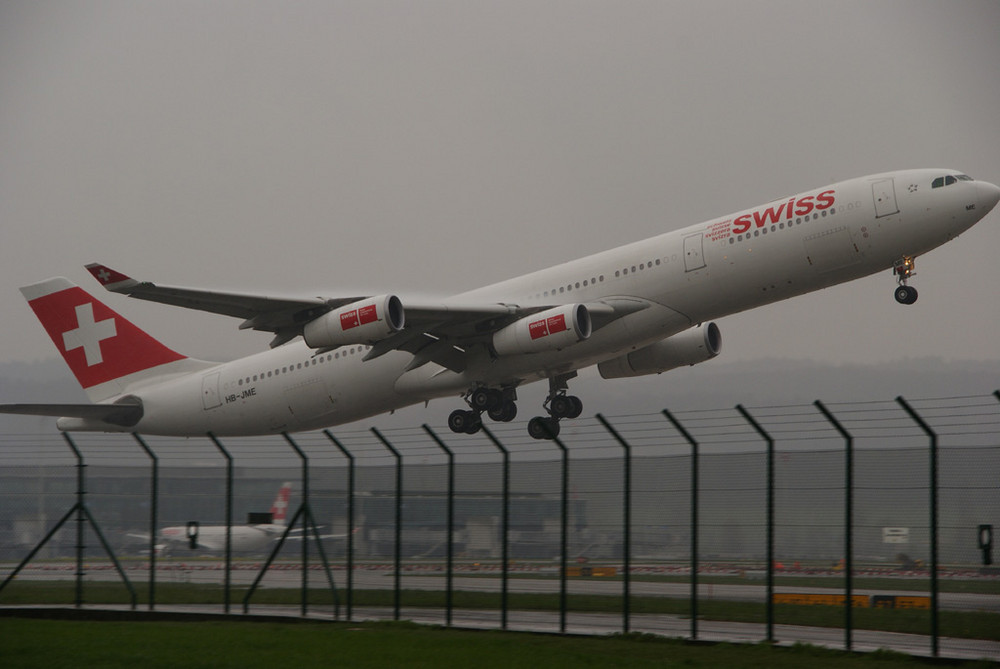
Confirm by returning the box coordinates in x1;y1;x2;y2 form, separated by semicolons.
978;180;1000;214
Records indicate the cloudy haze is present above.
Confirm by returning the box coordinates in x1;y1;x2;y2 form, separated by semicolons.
1;0;998;372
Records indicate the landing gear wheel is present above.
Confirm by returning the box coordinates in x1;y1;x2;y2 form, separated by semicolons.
470;387;502;411
448;409;481;434
528;416;561;440
464;415;483;434
549;395;574;419
894;285;918;305
549;395;583;419
567;396;583;419
488;401;517;422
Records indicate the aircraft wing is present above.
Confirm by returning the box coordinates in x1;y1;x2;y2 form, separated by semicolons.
0;401;143;427
85;264;649;370
86;263;353;348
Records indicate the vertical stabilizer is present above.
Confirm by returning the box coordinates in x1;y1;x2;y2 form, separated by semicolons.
21;278;190;402
270;482;293;526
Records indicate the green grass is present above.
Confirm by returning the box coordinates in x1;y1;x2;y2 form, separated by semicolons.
2;582;998;641
1;617;995;669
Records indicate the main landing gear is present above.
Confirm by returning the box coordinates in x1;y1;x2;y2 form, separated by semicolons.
447;375;584;441
448;387;517;435
893;256;918;305
527;374;583;441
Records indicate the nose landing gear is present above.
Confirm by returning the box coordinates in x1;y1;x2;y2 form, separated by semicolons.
893;256;918;305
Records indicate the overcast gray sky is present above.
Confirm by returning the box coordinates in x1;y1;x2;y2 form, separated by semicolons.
1;0;998;368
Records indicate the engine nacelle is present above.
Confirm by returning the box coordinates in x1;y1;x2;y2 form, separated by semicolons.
492;304;592;356
598;322;721;379
303;295;405;348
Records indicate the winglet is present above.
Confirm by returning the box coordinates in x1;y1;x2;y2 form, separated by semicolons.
86;263;140;293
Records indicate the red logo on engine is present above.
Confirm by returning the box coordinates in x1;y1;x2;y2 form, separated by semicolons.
546;314;567;334
529;314;568;340
529;319;549;340
358;304;378;325
340;310;360;330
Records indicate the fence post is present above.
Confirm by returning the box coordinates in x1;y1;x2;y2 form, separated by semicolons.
324;430;355;620
480;426;510;630
206;433;233;614
68;433;85;608
283;433;311;617
814;401;854;651
595;414;631;634
422;425;455;627
372;428;403;621
551;430;569;635
896;396;939;657
736;405;775;644
662;408;699;640
132;434;158;610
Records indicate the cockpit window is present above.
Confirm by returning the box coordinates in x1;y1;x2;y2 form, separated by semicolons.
933;174;973;188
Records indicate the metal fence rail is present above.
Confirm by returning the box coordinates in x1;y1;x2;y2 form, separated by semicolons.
1;392;999;658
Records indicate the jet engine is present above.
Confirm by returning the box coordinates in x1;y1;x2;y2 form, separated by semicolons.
303;294;405;348
597;322;721;379
492;304;592;356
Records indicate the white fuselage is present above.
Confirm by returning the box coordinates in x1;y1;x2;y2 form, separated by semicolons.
160;523;285;553
64;169;996;436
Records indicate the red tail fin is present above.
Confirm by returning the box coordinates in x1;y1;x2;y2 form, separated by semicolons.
21;278;186;397
270;483;292;525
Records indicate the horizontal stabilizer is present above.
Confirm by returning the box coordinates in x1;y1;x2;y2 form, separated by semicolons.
0;401;143;427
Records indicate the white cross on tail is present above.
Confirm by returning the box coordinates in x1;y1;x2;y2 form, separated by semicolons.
62;303;116;366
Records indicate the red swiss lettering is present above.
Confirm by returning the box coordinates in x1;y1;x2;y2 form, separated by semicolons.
529;319;549;340
731;189;838;236
815;189;835;210
752;203;786;228
794;195;814;216
340;310;360;330
733;214;752;234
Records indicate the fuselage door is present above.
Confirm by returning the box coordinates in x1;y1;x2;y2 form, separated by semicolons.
872;178;900;218
683;233;706;272
202;372;222;410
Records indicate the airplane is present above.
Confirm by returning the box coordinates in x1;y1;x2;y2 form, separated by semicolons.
1;169;997;440
129;481;351;554
129;482;295;554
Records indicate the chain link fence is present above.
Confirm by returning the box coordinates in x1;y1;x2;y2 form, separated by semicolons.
1;393;998;657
